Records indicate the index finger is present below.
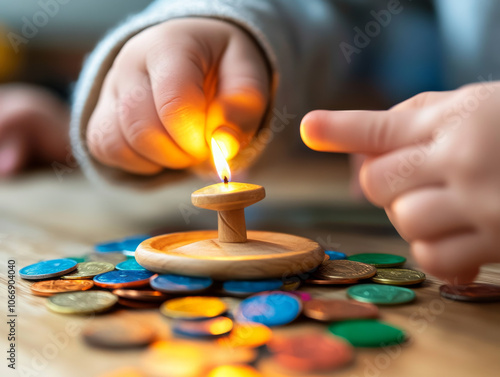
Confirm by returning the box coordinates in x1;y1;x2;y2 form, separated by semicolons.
300;109;435;154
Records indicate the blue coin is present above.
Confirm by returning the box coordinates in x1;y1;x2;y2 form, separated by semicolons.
119;234;150;252
93;270;154;288
95;240;121;253
115;259;147;271
150;274;213;294
223;279;283;296
237;292;302;327
20;259;77;280
325;250;347;260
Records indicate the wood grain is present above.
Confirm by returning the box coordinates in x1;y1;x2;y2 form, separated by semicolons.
136;230;325;279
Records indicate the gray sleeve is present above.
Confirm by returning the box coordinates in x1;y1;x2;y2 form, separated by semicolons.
71;0;347;189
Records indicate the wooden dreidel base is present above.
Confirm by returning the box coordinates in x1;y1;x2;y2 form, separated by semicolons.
136;183;324;280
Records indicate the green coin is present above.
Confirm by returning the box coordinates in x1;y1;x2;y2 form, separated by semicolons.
347;253;406;267
328;319;406;347
347;284;415;305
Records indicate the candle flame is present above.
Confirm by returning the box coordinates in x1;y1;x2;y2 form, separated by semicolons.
211;138;231;183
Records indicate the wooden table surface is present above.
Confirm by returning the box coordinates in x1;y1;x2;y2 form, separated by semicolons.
1;157;499;377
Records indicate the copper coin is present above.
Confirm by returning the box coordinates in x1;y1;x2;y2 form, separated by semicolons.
83;317;156;348
439;283;500;302
310;259;376;284
113;289;169;302
305;277;360;285
303;298;379;321
30;279;94;297
118;298;161;309
268;333;353;372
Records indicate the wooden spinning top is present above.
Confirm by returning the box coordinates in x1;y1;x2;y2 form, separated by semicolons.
191;182;265;243
135;138;324;280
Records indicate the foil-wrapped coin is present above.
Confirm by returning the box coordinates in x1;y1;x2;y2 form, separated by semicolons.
439;283;500;302
20;259;77;280
31;279;94;296
61;261;115;279
160;297;227;320
371;268;426;286
347;284;415;305
46;291;118;314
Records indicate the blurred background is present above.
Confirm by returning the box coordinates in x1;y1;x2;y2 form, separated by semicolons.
0;0;496;239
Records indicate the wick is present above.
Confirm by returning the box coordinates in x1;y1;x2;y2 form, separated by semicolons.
224;176;228;185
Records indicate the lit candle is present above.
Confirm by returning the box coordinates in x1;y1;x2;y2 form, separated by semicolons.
191;138;265;243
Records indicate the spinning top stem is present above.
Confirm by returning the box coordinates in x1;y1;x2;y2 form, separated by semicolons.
191;182;265;243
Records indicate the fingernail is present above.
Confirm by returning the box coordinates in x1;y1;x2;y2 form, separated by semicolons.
212;127;240;160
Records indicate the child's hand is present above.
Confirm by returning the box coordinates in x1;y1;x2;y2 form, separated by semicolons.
87;18;270;174
301;82;500;283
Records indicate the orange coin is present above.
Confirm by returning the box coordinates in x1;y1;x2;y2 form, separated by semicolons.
268;333;353;372
30;279;94;296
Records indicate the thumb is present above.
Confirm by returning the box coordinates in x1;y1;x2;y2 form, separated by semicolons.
300;109;434;154
206;32;270;160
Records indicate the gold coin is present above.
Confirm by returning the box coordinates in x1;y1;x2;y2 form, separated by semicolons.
312;260;376;282
46;291;118;314
31;279;94;296
217;322;273;349
87;252;126;265
61;261;115;279
371;268;426;285
160;296;227;320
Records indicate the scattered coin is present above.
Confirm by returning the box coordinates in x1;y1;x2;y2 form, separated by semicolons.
303;299;379;321
439;283;500;302
61;261;115;279
222;279;283;296
208;365;263;377
87;252;127;265
93;270;154;289
150;274;213;294
20;259;77;280
46;291;118;314
236;292;302;327
95;240;121;253
325;250;347;260
142;340;256;376
328;319;406;347
160;297;227;320
119;234;150;253
31;279;94;296
347;284;415;305
83;317;156;348
112;289;169;302
372;268;426;286
347;253;406;267
309;259;376;284
217;322;273;349
268;333;353;372
172;317;233;338
115;259;147;271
